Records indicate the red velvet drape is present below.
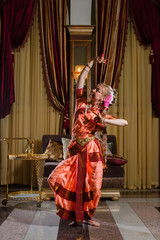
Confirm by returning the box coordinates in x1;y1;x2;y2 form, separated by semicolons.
130;0;160;117
0;0;36;118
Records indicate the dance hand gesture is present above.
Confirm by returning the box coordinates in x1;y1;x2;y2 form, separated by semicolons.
96;54;108;64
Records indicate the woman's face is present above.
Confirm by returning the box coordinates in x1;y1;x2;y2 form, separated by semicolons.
89;85;104;103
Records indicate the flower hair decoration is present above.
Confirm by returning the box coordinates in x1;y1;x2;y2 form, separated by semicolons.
104;93;113;110
104;88;117;110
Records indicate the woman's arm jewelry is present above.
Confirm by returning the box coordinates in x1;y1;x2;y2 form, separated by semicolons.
84;65;90;72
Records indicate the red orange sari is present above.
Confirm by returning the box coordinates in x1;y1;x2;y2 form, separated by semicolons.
48;89;111;221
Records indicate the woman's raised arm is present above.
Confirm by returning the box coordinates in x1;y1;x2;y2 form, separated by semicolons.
76;55;107;89
76;59;95;90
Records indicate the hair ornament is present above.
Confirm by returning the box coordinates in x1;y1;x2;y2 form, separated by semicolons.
103;88;117;110
104;93;113;110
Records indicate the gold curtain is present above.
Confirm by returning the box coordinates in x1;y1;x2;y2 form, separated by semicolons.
108;19;159;189
0;6;62;185
38;0;68;112
96;0;129;88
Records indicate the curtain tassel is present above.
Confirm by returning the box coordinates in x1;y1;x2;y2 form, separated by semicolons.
149;49;154;64
63;101;69;131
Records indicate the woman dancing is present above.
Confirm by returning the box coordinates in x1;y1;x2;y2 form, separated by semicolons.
48;55;128;227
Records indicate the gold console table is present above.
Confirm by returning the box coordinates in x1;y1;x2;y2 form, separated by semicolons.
0;138;48;207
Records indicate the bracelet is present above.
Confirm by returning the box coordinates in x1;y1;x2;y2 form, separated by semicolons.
86;64;91;68
100;116;106;126
84;66;90;72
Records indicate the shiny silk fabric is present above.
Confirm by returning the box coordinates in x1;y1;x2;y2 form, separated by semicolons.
48;89;112;221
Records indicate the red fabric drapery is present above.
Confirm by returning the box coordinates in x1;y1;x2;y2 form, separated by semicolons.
38;0;69;130
0;0;36;118
130;0;160;117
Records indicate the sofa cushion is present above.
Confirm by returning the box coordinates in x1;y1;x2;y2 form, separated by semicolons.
42;134;71;153
44;139;63;162
107;155;127;166
61;137;71;159
107;142;113;153
107;143;113;156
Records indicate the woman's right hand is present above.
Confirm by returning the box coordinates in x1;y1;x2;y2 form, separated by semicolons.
96;54;108;64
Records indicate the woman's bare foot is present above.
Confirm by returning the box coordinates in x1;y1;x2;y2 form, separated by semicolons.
83;219;100;227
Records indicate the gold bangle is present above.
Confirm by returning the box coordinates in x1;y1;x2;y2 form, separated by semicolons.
101;116;105;125
84;66;90;72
